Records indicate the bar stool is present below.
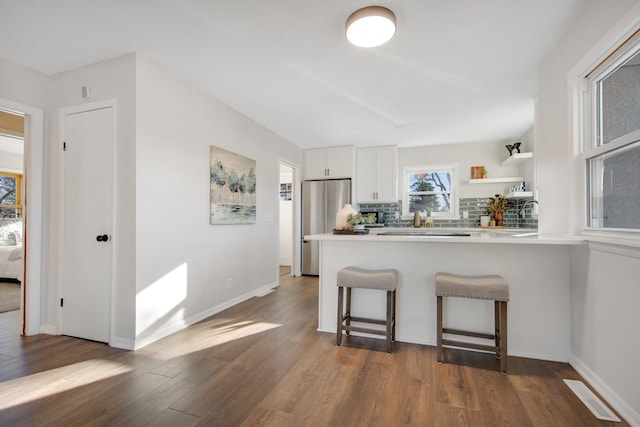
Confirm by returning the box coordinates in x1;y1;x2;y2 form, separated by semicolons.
337;266;398;353
434;272;509;373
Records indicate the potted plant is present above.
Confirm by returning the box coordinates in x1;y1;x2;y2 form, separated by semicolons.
486;194;514;227
346;212;376;230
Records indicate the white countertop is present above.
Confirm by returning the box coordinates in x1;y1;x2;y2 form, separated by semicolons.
304;227;586;245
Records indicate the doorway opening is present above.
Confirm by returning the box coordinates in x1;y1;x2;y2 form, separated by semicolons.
0;109;25;333
279;163;295;277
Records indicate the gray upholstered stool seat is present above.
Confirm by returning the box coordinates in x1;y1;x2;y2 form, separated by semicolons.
337;267;399;353
434;272;510;373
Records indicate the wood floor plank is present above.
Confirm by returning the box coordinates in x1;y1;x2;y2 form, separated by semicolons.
145;408;200;427
0;276;631;427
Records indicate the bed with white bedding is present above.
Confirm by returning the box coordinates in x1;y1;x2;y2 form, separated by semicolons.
0;219;23;281
0;245;22;281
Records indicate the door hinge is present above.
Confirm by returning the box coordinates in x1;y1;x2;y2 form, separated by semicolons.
63;142;67;151
60;298;64;307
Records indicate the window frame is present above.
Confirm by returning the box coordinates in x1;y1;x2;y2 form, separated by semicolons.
401;163;459;219
0;171;22;218
582;31;640;237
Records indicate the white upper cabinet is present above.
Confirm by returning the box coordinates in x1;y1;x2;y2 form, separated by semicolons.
356;146;398;203
303;146;354;180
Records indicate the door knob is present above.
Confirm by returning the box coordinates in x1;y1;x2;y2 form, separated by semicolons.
96;234;109;242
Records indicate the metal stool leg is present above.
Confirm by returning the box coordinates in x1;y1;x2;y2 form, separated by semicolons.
500;301;508;373
345;287;352;335
436;295;443;362
337;286;343;346
392;289;397;342
494;300;500;359
386;290;393;353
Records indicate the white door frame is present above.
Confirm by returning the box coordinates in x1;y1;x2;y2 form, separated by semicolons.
57;99;117;343
279;158;302;277
0;98;44;336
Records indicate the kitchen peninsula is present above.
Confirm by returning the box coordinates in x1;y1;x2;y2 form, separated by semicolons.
305;229;585;362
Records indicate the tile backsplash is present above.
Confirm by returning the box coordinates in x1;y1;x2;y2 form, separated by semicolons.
359;198;538;229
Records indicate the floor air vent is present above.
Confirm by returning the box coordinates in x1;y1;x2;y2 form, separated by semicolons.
563;379;621;422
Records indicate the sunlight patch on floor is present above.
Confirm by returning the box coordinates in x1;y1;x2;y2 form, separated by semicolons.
0;359;133;410
158;321;282;359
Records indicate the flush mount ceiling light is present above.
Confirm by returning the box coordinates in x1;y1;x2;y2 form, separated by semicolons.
345;6;396;48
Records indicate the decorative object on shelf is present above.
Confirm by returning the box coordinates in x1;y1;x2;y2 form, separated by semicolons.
471;166;488;179
505;142;521;156
346;212;376;230
486;194;515;227
424;210;434;227
509;181;526;193
480;215;490;227
336;204;358;229
413;211;422;228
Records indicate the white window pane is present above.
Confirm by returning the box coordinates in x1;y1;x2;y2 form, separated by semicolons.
600;51;640;145
408;171;452;192
588;142;640;229
409;194;451;213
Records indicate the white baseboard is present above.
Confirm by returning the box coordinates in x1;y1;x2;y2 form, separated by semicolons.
133;281;279;350
569;353;639;426
110;337;135;350
40;324;57;335
320;328;568;362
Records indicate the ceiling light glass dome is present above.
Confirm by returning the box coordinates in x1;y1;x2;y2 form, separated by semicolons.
345;6;396;48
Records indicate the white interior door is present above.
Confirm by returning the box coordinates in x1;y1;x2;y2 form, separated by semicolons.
61;106;114;343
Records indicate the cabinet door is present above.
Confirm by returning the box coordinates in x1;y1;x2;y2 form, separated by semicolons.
303;149;328;180
326;146;353;178
374;146;398;202
356;148;377;203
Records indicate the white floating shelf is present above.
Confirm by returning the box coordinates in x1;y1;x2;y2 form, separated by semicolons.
468;177;524;184
506;191;533;199
501;152;533;167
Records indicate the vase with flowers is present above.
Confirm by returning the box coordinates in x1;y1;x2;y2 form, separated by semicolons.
486;194;514;227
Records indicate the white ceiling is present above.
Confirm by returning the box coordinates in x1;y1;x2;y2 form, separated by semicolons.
0;1;587;149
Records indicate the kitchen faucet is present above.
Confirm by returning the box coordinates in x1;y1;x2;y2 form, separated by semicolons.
518;199;538;218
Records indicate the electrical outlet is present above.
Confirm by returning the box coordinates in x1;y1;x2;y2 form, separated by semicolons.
462;211;469;219
227;278;232;288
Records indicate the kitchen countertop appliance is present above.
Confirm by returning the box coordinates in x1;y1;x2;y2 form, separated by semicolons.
302;179;351;275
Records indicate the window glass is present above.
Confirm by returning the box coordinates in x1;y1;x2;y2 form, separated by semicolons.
588;141;640;229
586;36;640;231
599;51;640;145
403;165;457;217
0;172;21;218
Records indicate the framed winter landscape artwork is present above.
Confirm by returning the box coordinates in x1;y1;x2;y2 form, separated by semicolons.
210;146;256;224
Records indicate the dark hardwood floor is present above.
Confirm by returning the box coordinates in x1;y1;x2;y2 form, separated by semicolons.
0;274;628;426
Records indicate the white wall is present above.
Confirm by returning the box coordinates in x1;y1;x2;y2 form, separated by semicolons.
398;137;533;200
0;58;47;335
538;0;640;424
134;56;302;347
0;57;48;108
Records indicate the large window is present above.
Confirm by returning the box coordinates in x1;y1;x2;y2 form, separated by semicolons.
402;164;458;218
0;172;21;218
585;35;640;231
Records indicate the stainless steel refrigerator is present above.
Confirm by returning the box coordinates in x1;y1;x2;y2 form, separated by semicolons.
302;179;351;275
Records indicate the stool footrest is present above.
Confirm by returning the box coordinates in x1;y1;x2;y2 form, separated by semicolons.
442;339;498;353
443;328;495;340
343;315;387;326
341;324;388;336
